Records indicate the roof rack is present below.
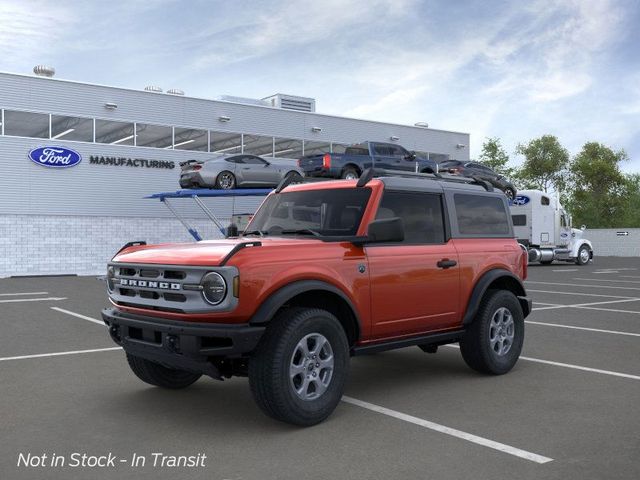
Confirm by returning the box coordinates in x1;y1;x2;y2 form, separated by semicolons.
366;168;494;192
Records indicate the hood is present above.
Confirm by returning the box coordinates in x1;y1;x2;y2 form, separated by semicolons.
112;237;319;266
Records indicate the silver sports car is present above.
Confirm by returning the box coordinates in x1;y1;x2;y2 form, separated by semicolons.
179;154;304;189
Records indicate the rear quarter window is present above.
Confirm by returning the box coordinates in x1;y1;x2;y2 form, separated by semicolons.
453;194;511;236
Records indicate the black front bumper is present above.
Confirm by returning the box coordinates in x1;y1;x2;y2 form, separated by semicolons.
102;308;265;378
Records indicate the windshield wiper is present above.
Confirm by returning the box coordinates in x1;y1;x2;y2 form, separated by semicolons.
280;229;321;237
242;230;267;237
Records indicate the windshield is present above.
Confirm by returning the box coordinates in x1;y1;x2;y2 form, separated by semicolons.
245;188;372;237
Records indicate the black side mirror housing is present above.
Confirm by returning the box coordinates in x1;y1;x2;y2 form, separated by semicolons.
226;223;239;238
356;217;404;244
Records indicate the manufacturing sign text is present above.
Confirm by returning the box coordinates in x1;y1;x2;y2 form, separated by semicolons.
29;147;82;168
90;156;175;169
511;195;530;206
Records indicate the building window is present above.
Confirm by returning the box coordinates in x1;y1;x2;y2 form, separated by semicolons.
95;119;135;145
135;123;172;149
51;115;93;142
273;137;303;159
244;134;274;156
4;110;49;138
210;131;243;154
173;127;208;151
303;140;331;156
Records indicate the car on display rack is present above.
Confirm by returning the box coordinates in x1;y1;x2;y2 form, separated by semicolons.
438;160;517;200
298;141;438;180
179;154;304;189
102;169;531;426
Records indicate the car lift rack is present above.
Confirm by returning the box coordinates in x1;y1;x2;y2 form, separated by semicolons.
145;188;272;241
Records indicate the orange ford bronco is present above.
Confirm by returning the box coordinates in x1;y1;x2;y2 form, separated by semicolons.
102;171;531;426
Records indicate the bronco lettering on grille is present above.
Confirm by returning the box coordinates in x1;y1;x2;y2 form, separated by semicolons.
119;279;181;290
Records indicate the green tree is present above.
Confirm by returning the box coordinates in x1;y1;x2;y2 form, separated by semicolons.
515;135;569;193
620;173;640;228
568;142;629;228
478;137;515;177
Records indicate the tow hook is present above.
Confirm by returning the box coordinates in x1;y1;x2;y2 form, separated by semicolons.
109;325;121;343
166;335;180;353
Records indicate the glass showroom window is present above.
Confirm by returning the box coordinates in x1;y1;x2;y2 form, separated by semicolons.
173;127;208;151
136;123;173;149
244;134;274;157
51;115;93;142
273;137;303;159
95;119;135;145
4;110;49;138
303;140;331;156
210;131;242;154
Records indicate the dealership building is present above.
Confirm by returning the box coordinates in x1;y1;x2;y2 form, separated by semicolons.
0;68;470;277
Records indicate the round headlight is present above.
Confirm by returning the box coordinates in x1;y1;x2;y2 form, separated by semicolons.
107;266;115;293
202;272;227;305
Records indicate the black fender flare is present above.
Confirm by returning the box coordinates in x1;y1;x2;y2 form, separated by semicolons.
249;280;362;333
462;269;530;325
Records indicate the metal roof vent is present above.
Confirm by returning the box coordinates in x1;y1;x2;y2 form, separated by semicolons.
167;88;185;96
33;65;55;77
144;85;163;93
262;94;316;112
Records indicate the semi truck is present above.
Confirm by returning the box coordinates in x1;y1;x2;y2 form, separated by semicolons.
509;190;593;265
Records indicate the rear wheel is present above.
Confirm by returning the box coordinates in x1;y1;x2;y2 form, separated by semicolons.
126;354;202;389
341;167;359;180
460;290;524;375
215;171;236;189
249;307;349;426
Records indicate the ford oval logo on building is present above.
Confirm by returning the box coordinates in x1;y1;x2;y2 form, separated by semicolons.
511;195;530;206
28;146;82;168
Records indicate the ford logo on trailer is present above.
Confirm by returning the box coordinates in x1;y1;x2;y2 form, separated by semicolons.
511;195;530;206
28;146;82;168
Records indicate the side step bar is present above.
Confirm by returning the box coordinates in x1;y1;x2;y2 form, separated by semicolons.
351;329;465;356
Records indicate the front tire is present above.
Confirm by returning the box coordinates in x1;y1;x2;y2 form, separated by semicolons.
460;290;524;375
126;354;202;389
576;245;591;265
215;171;236;189
249;307;349;426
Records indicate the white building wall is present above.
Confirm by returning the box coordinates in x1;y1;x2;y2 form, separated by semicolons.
586;228;640;257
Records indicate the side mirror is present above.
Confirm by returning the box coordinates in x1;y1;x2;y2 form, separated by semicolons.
225;223;239;238
404;151;416;160
362;217;404;244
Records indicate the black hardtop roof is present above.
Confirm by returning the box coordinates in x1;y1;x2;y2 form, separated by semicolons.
379;175;491;194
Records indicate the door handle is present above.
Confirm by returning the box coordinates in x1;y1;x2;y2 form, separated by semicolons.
437;259;457;269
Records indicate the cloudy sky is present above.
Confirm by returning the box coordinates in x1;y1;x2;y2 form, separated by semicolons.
1;0;639;171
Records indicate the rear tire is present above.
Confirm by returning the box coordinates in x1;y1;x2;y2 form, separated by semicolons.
249;307;349;426
126;354;202;389
215;171;236;189
460;290;524;375
341;167;359;180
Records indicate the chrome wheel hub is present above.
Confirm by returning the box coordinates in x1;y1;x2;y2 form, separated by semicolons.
290;333;334;401
580;248;590;263
489;307;515;356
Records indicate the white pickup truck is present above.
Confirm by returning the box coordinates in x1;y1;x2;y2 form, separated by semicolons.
509;190;593;265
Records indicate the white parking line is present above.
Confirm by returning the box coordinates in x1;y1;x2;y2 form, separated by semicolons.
0;291;49;296
0;297;67;304
528;289;638;299
526;321;640;337
575;306;640;315
552;269;578;272
444;344;640;380
532;298;640;311
51;307;105;326
573;277;640;284
0;347;122;362
341;396;553;464
526;281;640;291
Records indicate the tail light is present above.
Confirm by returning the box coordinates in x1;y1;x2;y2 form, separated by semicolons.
322;153;331;169
519;244;528;279
449;167;461;174
297;159;302;167
192;165;202;171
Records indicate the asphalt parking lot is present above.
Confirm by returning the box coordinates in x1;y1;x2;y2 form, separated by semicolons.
1;257;639;480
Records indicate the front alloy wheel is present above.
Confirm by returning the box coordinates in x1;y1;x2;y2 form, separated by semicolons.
489;307;515;357
290;333;334;400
